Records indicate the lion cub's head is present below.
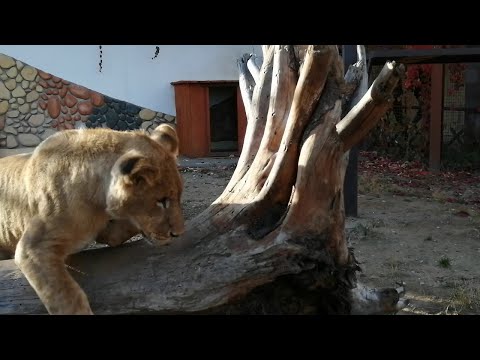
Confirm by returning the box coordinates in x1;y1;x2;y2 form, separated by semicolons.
106;124;185;246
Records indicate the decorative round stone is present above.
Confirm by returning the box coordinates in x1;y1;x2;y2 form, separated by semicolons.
38;70;52;80
64;93;78;107
0;83;11;100
12;86;26;98
77;101;93;115
6;135;18;148
69;84;90;99
139;108;156;121
19;103;30;114
0;54;15;69
5;79;16;91
20;66;38;81
0;101;8;115
47;97;61;118
90;91;105;107
26;91;39;103
6;67;17;78
28;114;45;127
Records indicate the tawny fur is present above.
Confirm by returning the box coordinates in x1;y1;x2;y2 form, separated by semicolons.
0;124;185;315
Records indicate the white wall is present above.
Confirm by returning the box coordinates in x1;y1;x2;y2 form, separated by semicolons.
0;45;262;115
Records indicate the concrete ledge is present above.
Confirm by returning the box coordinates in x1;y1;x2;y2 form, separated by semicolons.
0;148;33;158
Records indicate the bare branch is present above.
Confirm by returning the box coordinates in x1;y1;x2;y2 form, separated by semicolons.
336;61;404;151
356;44;366;63
252;53;263;70
244;45;298;194
350;45;369;106
249;45;338;208
247;54;261;84
227;46;275;186
237;55;255;114
342;45;367;111
262;45;271;57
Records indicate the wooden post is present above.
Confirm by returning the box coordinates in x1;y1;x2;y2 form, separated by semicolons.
429;64;444;170
342;45;358;217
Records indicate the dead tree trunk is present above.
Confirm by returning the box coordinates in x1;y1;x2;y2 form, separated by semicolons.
0;45;407;315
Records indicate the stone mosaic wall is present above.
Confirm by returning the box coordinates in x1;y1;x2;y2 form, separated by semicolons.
0;53;176;149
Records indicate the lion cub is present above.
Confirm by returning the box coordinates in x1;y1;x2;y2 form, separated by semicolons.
0;124;185;315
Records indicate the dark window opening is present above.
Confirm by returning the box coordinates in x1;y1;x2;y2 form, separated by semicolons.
209;86;238;153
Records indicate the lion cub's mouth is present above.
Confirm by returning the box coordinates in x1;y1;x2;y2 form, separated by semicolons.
141;232;172;247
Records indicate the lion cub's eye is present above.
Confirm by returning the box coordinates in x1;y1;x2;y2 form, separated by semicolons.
156;198;170;209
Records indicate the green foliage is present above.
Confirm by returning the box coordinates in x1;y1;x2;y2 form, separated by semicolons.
438;256;451;269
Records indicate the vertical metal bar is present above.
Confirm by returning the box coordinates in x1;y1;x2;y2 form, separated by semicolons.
429;64;444;170
342;45;358;217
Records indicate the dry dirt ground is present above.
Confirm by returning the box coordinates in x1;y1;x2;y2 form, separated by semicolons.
179;153;480;315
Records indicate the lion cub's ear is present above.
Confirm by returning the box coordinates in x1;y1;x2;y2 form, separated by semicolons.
150;124;179;157
112;152;158;187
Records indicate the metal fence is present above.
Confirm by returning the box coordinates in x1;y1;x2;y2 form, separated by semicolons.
363;63;480;170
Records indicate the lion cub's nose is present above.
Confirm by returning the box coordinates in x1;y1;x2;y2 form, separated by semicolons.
170;232;180;238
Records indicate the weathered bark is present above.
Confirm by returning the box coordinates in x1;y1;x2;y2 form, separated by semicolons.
247;54;261;84
0;45;408;315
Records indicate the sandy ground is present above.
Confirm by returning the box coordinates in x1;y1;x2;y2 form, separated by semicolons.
178;156;480;315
